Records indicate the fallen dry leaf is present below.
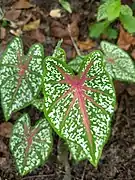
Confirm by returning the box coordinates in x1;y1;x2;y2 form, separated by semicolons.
50;9;61;18
0;122;13;138
68;21;79;40
117;25;135;50
51;20;69;38
13;0;35;9
28;29;45;43
23;19;40;31
5;9;21;21
77;39;96;50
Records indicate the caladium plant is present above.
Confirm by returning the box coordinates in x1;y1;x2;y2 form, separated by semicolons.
10;113;52;175
0;37;122;176
43;50;116;166
100;41;135;82
0;37;44;120
69;41;135;83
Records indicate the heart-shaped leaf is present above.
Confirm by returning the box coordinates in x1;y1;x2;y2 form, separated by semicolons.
100;41;135;82
43;50;116;166
0;37;44;120
10;113;52;176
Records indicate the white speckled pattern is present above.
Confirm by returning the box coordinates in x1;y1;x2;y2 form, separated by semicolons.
43;50;116;166
0;37;44;120
101;41;135;82
10;114;52;176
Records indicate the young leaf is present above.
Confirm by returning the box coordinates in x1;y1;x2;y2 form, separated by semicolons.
120;5;133;16
100;41;135;82
97;0;110;21
106;0;121;21
10;113;52;176
103;26;118;39
0;37;44;120
89;20;110;38
120;5;135;33
120;13;135;33
43;50;116;167
97;0;121;22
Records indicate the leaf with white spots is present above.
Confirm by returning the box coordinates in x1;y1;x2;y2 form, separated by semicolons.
68;56;84;73
10;113;52;176
43;50;116;167
32;98;44;112
0;37;44;120
101;41;135;82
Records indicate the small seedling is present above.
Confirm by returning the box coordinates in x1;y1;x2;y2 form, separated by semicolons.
89;0;135;38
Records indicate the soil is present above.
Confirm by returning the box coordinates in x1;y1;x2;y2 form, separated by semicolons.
0;0;135;180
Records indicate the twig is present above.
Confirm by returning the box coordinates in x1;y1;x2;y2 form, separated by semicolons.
67;24;81;56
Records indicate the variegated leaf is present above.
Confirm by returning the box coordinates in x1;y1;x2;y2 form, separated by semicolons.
32;98;44;112
100;41;135;82
43;50;116;166
68;56;84;73
10;113;52;176
0;37;44;120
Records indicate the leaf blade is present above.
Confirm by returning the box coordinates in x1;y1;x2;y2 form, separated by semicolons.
101;41;135;82
43;51;116;166
10;113;52;176
0;37;44;120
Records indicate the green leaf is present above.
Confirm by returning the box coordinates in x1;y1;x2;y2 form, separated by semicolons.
97;0;110;21
120;5;133;16
0;37;44;120
107;0;121;21
97;0;121;22
120;13;135;33
10;113;52;176
103;26;118;39
89;20;110;38
68;56;84;73
43;50;116;167
59;0;72;13
100;41;135;82
32;98;44;112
